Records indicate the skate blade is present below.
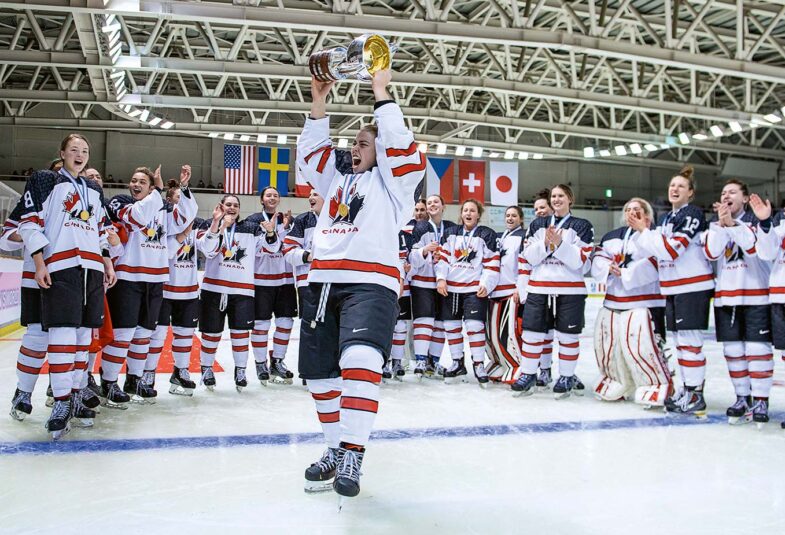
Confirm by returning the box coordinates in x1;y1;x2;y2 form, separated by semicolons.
728;414;752;425
9;409;29;422
537;385;551;392
394;375;404;382
553;391;571;400
304;480;334;493
382;377;394;385
667;410;707;419
49;424;71;441
71;417;94;428
236;385;246;393
573;389;585;397
129;395;156;405
45;397;54;408
445;375;468;385
168;384;194;397
270;376;293;385
477;382;488;389
99;398;128;410
338;495;348;512
756;421;767;430
258;378;269;387
203;384;215;392
512;389;534;398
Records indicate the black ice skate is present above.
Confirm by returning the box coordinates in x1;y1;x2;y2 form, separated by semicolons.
726;395;752;425
536;367;552;391
255;361;270;386
573;375;586;396
304;447;339;493
553;375;577;400
99;378;130;410
234;367;248;393
381;363;393;382
473;362;489;388
45;384;54;408
123;374;156;404
391;359;405;381
270;358;294;385
10;388;32;421
45;399;71;441
169;367;196;396
425;357;439;379
413;357;427;381
201;366;216;391
142;371;158;400
752;399;769;429
79;386;101;411
511;373;537;397
334;443;365;509
443;359;468;384
665;388;707;418
86;373;101;398
70;391;96;428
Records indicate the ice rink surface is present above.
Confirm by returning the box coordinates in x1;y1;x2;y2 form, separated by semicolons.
1;298;785;534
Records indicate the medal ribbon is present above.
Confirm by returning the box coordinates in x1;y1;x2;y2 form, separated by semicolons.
223;223;236;257
59;168;89;218
340;173;360;208
461;225;477;255
429;220;444;244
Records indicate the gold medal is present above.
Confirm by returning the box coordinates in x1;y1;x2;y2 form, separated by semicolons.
182;244;191;254
724;247;732;259
146;228;156;238
224;249;233;259
338;203;349;217
79;210;90;221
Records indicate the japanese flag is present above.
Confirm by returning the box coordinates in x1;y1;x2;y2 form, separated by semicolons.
489;161;518;206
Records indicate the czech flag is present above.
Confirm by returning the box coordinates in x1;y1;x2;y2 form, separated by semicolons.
426;157;454;203
258;147;290;196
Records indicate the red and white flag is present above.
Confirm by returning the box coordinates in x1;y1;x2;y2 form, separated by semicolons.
458;160;485;203
223;144;256;194
489;161;518;206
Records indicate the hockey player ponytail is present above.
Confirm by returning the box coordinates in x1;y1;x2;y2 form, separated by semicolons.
672;165;696;200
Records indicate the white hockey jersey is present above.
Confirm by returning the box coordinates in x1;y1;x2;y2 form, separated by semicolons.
635;204;714;295
398;219;416;297
703;210;769;307
164;217;219;301
751;210;785;304
408;219;459;289
0;205;37;290
435;224;499;294
524;214;594;296
108;187;197;283
282;211;318;288
247;211;290;287
18;169;109;275
296;102;425;294
200;218;265;297
591;226;665;310
490;227;524;299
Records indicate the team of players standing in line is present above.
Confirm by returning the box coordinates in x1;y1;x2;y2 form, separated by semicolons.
3;70;785;503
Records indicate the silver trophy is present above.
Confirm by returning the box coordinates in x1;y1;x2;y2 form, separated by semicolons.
309;34;398;82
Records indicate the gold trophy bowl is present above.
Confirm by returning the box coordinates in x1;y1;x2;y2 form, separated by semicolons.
308;34;397;82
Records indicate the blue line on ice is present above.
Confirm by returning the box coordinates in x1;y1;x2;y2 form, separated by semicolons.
3;412;774;456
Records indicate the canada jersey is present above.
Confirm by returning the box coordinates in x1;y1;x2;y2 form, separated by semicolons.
398;219;416;297
200;219;263;297
591;226;664;310
108;188;197;283
247;211;291;287
408;219;459;289
1;203;37;290
747;210;785;303
164;217;215;301
296;102;425;294
523;214;594;296
282;211;318;288
18;170;108;274
636;204;713;295
490;227;524;299
435;225;499;294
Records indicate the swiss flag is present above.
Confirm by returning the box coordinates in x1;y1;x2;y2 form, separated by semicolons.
489;161;518;206
458;160;485;203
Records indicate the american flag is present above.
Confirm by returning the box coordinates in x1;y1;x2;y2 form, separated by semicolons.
224;144;256;194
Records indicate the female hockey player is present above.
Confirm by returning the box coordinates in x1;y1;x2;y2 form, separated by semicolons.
296;68;425;503
707;182;773;426
435;199;499;386
248;187;295;385
198;195;275;391
385;212;417;381
590;198;670;407
629;165;714;416
282;189;324;311
512;184;594;399
18;133;117;439
485;205;525;383
147;178;209;397
408;194;457;378
101;165;197;407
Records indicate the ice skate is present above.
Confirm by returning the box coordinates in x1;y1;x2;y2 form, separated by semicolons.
511;373;537;397
234;367;248;393
381;363;393;382
123;373;156;404
424;356;439;379
536;367;552;391
45;384;54;408
752;399;769;430
142;370;158;401
45;399;71;441
79;386;101;412
86;373;101;398
473;362;489;388
391;359;405;381
304;447;339;493
270;358;294;385
70;391;96;428
10;389;32;421
443;359;468;384
553;375;577;400
169;367;196;396
666;388;707;418
201;366;216;391
413;358;427;381
573;375;585;396
255;361;270;386
726;395;752;425
99;378;129;410
334;444;365;510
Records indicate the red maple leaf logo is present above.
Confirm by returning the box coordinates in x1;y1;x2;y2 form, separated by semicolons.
63;192;80;213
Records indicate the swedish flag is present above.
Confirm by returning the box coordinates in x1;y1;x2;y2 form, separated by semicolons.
257;147;290;196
